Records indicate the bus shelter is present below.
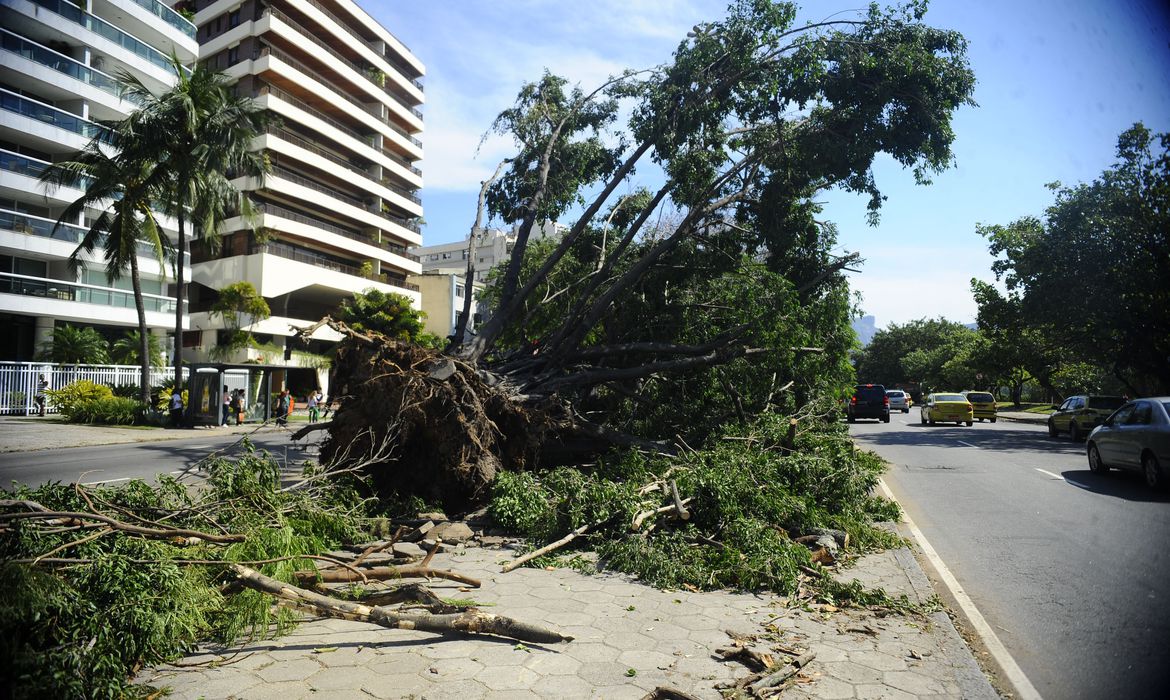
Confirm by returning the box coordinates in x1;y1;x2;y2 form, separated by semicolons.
185;363;290;426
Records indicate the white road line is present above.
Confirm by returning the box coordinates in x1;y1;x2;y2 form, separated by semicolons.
878;478;1043;700
956;440;979;448
80;477;131;485
1034;468;1063;480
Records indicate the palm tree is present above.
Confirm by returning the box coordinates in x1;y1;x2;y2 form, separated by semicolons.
36;325;110;365
111;329;164;366
120;57;270;391
39;135;169;403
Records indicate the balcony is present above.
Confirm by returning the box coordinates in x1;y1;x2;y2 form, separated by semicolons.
2;30;118;98
0;271;179;313
29;0;183;76
258;83;421;159
300;0;423;87
121;0;196;40
252;241;419;292
1;148;94;189
253;201;418;261
0;89;108;140
265;164;418;230
0;207;166;259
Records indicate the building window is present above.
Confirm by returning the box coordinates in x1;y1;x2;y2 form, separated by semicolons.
455;284;465;298
229;10;241;27
441;252;451;260
228;46;239;64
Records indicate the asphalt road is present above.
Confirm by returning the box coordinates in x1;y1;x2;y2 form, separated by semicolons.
0;431;317;487
850;411;1170;700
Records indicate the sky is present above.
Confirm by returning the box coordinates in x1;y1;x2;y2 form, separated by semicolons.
365;0;1170;329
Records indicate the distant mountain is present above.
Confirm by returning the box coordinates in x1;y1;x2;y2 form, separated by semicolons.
852;315;877;347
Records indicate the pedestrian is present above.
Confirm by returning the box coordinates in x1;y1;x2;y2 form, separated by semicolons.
34;373;49;416
221;385;231;426
275;389;291;426
320;393;332;420
233;389;245;425
169;388;184;428
307;387;320;423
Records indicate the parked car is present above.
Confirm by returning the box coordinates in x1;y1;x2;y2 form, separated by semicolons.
1048;395;1127;442
920;393;973;426
848;384;890;423
886;390;910;413
1086;398;1170;489
962;391;997;422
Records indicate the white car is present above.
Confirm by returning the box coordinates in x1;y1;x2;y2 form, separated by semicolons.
886;390;910;413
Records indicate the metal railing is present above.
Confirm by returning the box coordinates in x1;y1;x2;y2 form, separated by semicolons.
254;201;418;261
1;30;130;103
262;45;375;118
0;89;108;139
270;164;363;208
30;0;182;75
123;0;196;40
0;361;185;415
0;271;179;313
0;149;95;190
259;83;365;143
267;125;372;182
0;207;162;258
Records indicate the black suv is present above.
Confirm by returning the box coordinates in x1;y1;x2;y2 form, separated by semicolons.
848;384;890;423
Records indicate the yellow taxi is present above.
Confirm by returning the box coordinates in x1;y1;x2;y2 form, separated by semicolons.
962;391;997;423
920;393;973;426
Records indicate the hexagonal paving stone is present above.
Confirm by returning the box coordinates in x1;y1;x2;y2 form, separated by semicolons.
243;679;321;700
572;590;617;605
602;631;655;651
563;642;621;663
639;621;690;642
577;660;633;687
531;673;597;698
854;683;920;700
256;658;323;683
805;675;856;699
850;649;909;672
482;690;541;700
616;649;678;671
527;584;570;600
475;664;539;690
367;651;433;675
416;639;485;660
306;665;374;691
313;647;378;667
820;660;884;685
360;672;436;698
418;678;490;700
884;669;948;695
674;614;722;632
588;683;649;699
428;656;485;680
523;651;582;675
469;643;537;667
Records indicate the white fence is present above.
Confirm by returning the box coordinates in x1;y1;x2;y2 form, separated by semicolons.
0;362;185;415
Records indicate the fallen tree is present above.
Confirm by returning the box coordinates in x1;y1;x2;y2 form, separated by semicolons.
309;0;975;510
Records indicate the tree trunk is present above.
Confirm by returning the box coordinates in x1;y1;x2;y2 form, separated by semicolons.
129;253;151;406
172;214;185;391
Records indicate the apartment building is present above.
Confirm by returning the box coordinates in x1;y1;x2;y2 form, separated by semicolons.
408;270;487;344
0;0;199;361
182;0;424;376
414;221;566;283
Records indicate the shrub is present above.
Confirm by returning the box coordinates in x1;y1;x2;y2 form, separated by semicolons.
63;397;143;425
107;383;140;399
45;380;113;415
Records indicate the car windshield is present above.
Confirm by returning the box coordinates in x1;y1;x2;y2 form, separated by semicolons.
966;393;994;402
935;394;967;402
1088;396;1126;410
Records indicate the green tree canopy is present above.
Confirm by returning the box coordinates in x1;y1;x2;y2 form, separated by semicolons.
974;123;1170;395
336;289;439;347
111;330;164;367
853;318;978;392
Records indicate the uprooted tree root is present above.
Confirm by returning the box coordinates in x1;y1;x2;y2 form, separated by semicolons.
320;334;556;512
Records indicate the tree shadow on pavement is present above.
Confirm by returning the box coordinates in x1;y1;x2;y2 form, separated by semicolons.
1060;468;1170;503
853;423;1087;455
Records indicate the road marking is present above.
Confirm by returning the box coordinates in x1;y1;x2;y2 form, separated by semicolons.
878;478;1043;700
956;440;979;449
81;476;131;485
1034;468;1063;480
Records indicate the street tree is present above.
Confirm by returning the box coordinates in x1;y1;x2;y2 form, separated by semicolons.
37;325;110;365
974;123;1170;395
209;281;270;359
317;0;977;508
39;130;170;401
120;58;270;392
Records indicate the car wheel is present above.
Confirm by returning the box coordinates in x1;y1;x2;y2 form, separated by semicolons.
920;414;926;425
928;417;935;425
1143;453;1164;490
1088;444;1109;474
903;408;909;413
1069;421;1081;442
1048;419;1058;438
990;417;997;424
847;414;855;423
966;420;973;426
882;415;890;423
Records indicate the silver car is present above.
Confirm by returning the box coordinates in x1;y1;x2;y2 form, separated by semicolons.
1086;398;1170;489
886;390;910;413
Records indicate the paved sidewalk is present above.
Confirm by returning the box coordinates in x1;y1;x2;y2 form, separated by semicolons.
0;415;286;453
139;541;997;699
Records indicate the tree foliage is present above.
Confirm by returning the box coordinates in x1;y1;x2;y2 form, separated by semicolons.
37;325;110;365
853;318;978;391
210;281;271;358
111;330;164;367
973;123;1170;395
336;289;439;347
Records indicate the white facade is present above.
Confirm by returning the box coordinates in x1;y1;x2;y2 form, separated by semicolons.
184;0;423;367
413;221;566;283
0;0;198;361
